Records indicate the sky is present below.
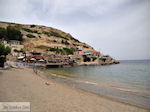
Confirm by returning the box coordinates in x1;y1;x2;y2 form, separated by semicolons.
0;0;150;60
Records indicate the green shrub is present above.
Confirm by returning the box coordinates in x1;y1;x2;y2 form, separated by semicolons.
47;48;57;51
44;31;69;40
63;48;73;55
47;48;64;54
0;42;11;67
61;40;64;44
61;40;70;45
56;49;64;54
0;27;7;39
64;41;69;45
44;32;51;36
58;36;68;40
26;34;36;38
22;28;40;34
0;26;23;41
91;57;97;61
70;48;76;52
83;45;89;48
22;28;32;32
0;42;11;56
70;37;79;42
7;26;23;41
83;55;91;62
30;25;36;28
99;58;106;62
73;44;76;46
47;47;73;55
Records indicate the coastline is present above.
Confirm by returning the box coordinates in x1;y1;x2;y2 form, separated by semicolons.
39;68;150;110
0;68;149;112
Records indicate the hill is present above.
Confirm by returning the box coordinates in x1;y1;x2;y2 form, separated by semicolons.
0;21;95;55
0;21;119;65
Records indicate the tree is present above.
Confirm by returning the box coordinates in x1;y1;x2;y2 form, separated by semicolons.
91;57;97;61
83;55;91;62
0;42;11;67
64;41;70;45
0;27;7;39
7;26;23;41
30;25;36;28
63;48;73;55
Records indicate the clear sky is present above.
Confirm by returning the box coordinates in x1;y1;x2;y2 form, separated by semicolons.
0;0;150;60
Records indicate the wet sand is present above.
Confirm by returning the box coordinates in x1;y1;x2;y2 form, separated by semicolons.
0;68;149;112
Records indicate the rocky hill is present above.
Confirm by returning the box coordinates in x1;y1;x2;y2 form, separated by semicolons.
0;21;96;55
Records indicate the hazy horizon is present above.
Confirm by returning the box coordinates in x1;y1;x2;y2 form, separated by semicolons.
0;0;150;60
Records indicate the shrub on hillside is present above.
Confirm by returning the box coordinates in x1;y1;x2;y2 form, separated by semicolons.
22;28;40;34
91;57;97;61
7;26;23;41
30;25;36;28
70;37;79;42
61;40;70;45
0;27;7;39
26;34;36;38
83;55;91;62
47;47;73;55
63;48;73;55
0;26;23;41
44;31;69;40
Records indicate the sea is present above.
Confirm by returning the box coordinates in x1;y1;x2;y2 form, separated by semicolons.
43;60;150;109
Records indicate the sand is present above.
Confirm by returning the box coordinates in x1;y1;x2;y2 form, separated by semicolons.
0;68;149;112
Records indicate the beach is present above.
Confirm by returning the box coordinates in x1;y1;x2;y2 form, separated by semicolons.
0;68;149;112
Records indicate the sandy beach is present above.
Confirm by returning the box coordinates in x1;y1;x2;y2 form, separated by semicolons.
0;68;149;112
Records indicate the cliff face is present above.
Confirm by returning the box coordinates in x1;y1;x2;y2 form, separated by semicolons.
0;21;96;54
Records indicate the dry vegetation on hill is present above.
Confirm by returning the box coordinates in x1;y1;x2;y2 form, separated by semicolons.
0;21;95;54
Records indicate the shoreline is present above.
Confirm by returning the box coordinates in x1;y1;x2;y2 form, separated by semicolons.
0;68;149;112
37;68;150;110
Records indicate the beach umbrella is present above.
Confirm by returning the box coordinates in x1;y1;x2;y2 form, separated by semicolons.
30;58;36;61
38;59;45;62
17;56;25;59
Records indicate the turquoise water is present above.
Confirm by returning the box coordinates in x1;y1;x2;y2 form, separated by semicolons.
45;60;150;108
